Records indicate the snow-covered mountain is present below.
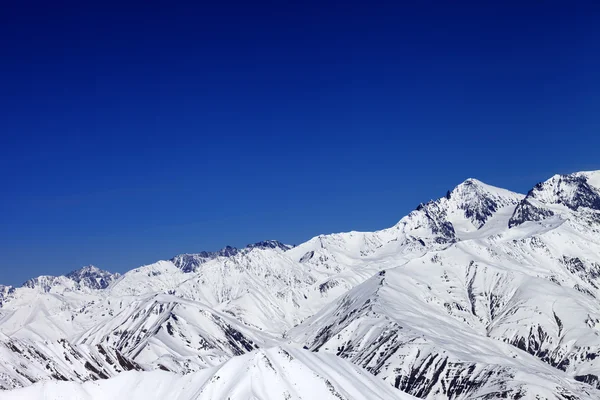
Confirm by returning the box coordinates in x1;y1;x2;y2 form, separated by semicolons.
2;170;600;399
0;346;414;400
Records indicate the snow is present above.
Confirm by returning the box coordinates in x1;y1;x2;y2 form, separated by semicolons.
1;171;600;399
582;170;600;190
0;347;414;400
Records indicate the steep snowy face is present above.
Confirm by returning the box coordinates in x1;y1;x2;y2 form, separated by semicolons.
510;172;600;228
0;347;415;400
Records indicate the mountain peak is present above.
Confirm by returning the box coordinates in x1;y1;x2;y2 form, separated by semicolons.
448;178;524;228
411;178;522;227
509;171;600;228
459;177;484;186
398;178;523;248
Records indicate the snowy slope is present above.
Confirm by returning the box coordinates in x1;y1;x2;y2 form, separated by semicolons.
288;258;599;399
0;332;141;390
287;171;600;398
75;294;279;373
0;346;414;400
2;171;600;399
0;266;121;341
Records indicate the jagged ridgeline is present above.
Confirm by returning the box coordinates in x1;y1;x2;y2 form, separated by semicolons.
2;171;600;399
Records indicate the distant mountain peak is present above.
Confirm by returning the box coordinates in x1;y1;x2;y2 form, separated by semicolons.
65;265;120;290
21;265;119;293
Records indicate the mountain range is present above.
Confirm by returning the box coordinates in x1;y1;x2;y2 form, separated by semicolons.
2;171;600;399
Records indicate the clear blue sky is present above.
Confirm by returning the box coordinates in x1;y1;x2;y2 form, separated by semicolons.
1;1;599;286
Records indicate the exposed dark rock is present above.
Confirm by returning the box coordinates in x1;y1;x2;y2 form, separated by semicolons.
509;200;555;228
575;374;599;388
299;251;315;263
246;240;292;251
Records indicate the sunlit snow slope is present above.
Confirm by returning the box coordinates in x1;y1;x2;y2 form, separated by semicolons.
0;347;414;400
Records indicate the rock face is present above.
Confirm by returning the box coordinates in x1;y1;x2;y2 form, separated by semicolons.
2;171;600;400
508;198;555;228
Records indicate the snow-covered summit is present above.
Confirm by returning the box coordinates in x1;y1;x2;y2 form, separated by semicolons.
446;178;524;227
396;177;524;245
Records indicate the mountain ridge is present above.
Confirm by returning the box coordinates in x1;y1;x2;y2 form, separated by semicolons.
1;176;522;289
2;171;600;399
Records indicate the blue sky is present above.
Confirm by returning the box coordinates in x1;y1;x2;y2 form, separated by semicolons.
1;1;599;285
